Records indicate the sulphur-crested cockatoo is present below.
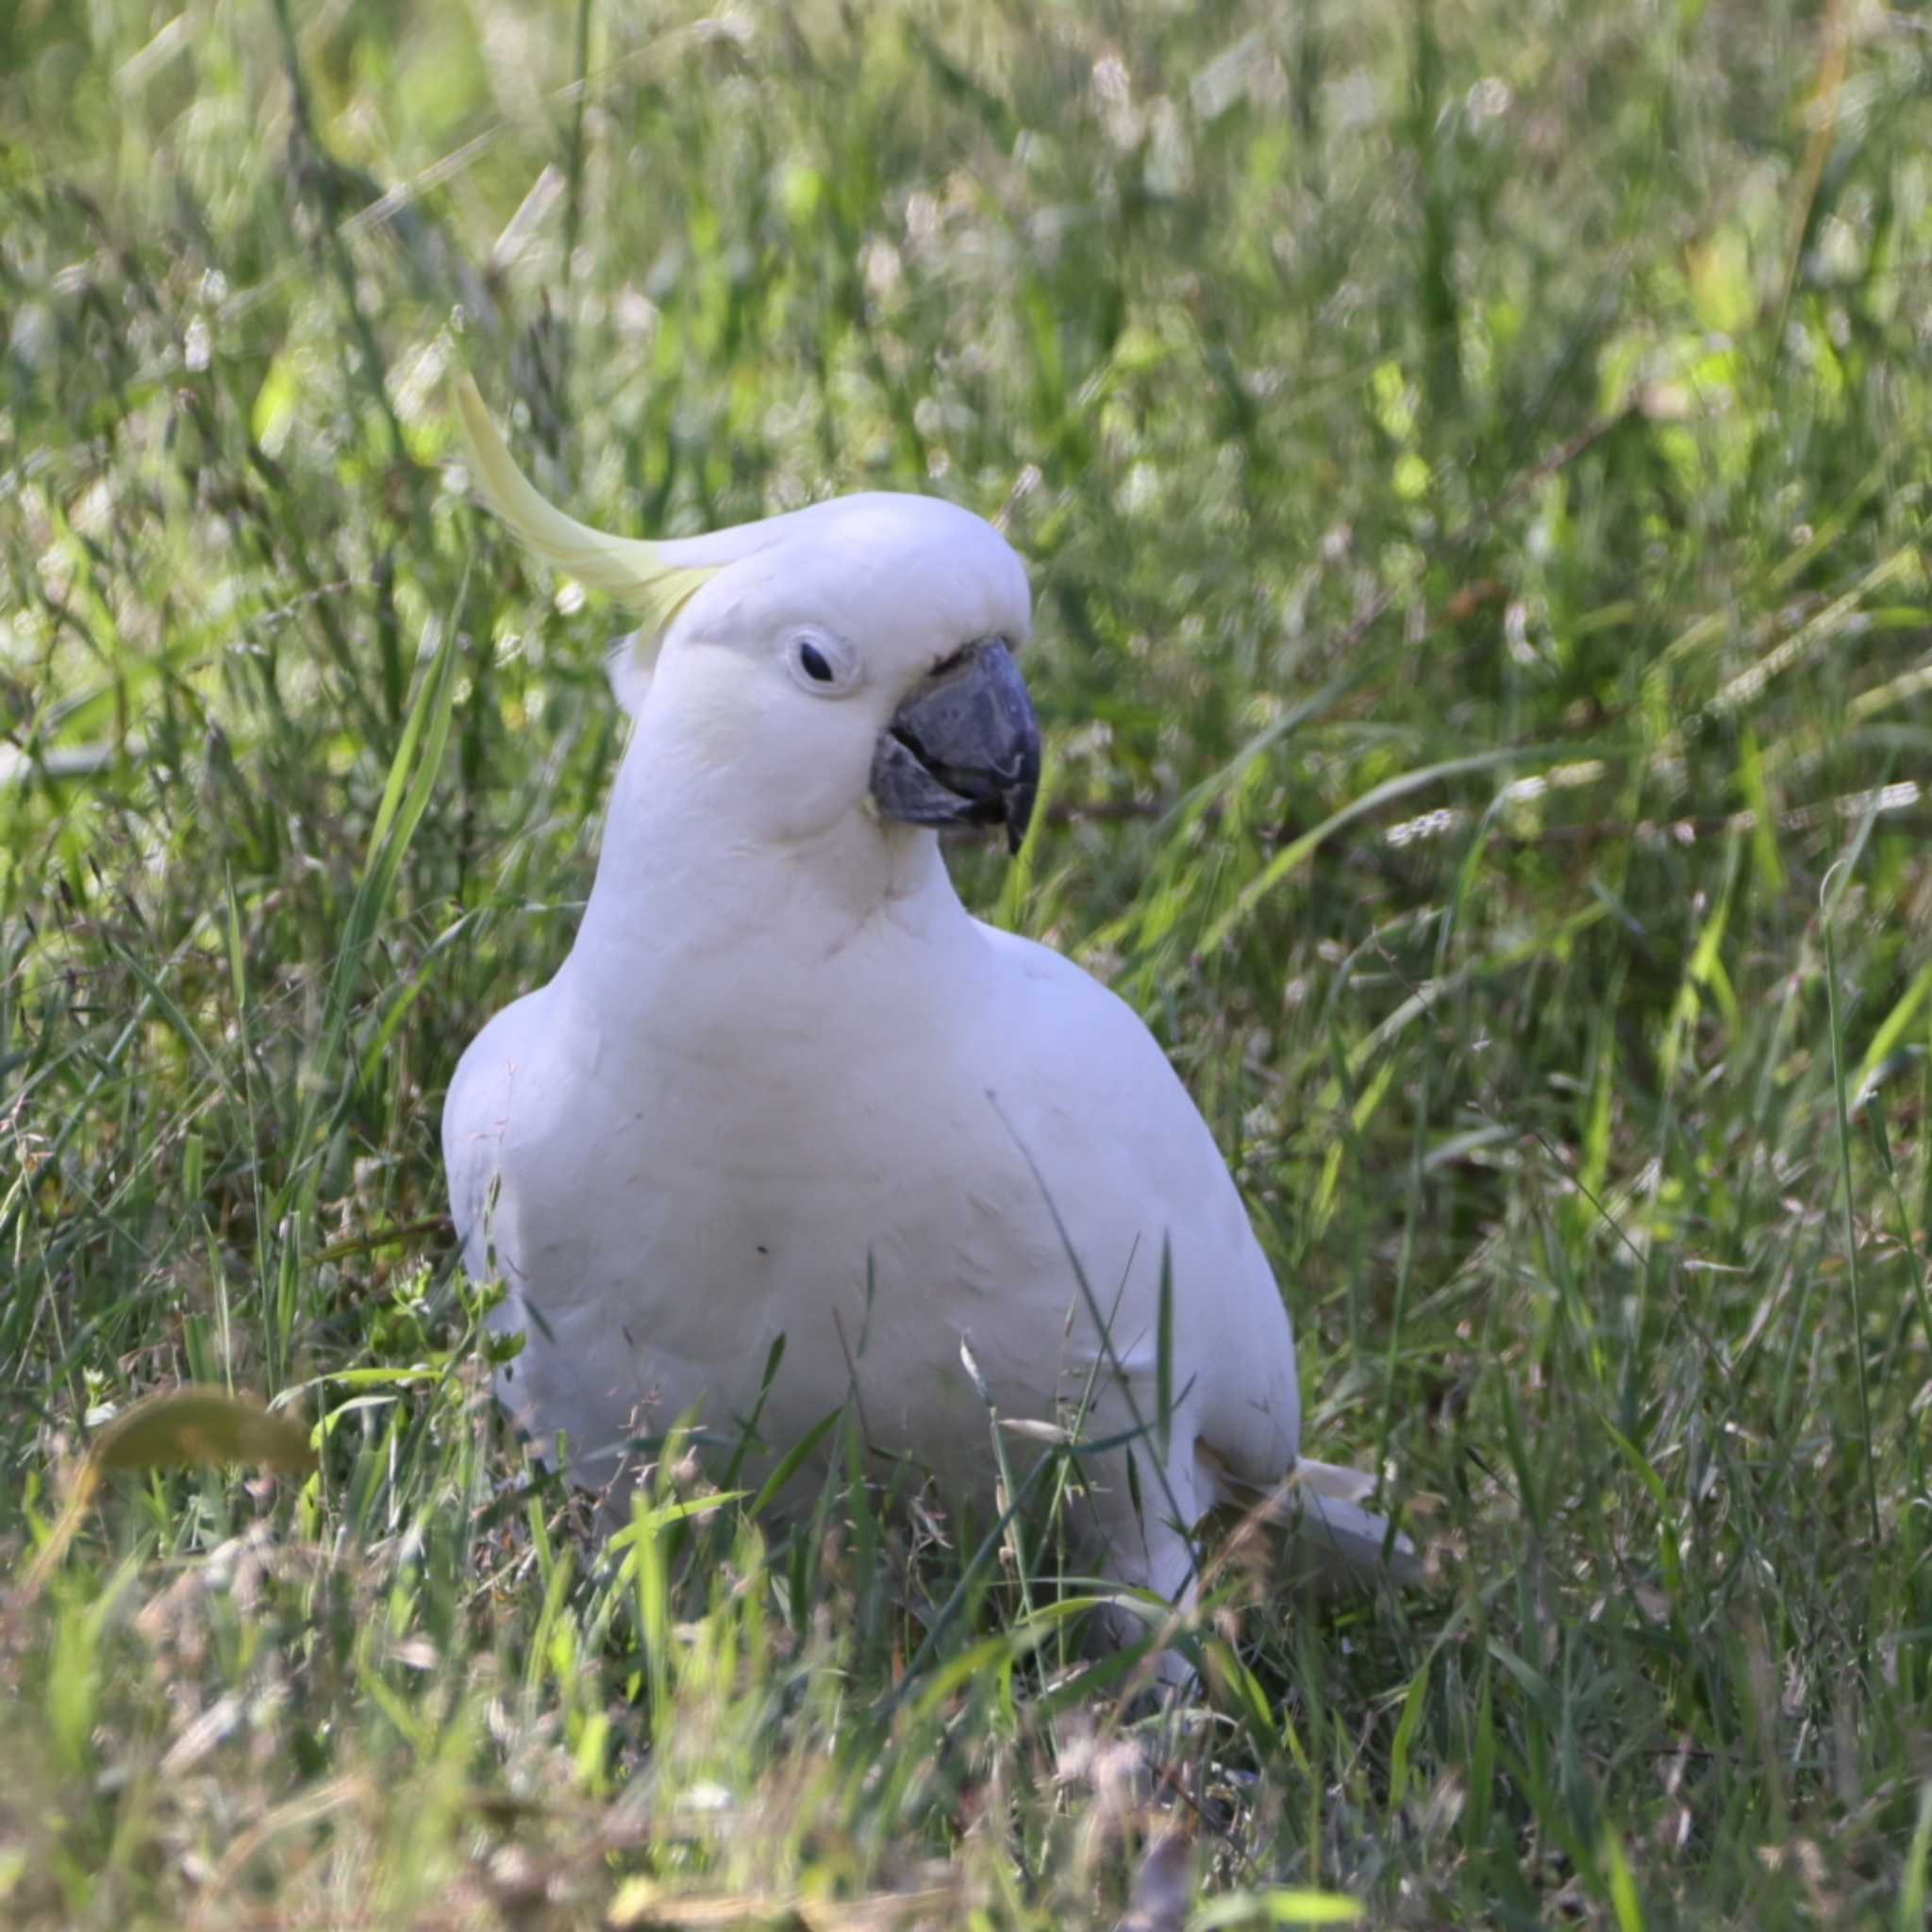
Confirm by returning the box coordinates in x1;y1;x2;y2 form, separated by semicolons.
443;377;1414;1633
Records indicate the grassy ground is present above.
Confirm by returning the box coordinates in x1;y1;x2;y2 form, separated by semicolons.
4;0;1931;1923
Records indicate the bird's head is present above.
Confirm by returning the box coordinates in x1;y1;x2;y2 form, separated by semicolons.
455;378;1040;854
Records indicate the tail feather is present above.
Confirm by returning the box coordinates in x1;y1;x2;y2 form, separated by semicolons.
1296;1484;1427;1588
1213;1454;1428;1589
1293;1456;1382;1509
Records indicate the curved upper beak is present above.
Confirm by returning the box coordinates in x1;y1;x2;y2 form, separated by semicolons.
869;638;1041;855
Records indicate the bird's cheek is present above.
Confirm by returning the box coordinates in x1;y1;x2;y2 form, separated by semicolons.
755;732;876;845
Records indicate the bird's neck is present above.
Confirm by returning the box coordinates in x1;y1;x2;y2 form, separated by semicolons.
561;727;967;1014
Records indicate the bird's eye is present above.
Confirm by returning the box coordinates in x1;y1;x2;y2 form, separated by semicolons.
786;630;858;696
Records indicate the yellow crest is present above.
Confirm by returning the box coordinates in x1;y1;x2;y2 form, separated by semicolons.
452;375;718;647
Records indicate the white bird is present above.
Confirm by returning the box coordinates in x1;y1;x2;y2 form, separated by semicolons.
443;377;1416;1641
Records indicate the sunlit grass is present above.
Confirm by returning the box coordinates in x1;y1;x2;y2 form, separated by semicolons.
4;0;1932;1924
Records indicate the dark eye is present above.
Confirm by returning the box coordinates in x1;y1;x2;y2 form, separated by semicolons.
787;630;857;695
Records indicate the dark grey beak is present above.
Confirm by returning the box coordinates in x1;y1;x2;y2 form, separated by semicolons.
869;638;1041;855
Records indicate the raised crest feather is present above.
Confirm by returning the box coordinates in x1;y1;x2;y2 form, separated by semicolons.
451;375;718;672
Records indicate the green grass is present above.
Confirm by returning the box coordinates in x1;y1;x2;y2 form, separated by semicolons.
4;0;1932;1923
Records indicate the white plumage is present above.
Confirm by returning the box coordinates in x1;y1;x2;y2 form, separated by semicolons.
443;379;1413;1629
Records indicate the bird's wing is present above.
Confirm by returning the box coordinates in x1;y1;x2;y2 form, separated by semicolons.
441;987;557;1284
973;923;1303;1488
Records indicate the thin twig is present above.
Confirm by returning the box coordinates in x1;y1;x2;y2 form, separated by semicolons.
310;1214;453;1266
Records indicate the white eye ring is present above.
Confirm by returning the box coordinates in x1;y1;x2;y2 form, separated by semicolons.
785;629;861;697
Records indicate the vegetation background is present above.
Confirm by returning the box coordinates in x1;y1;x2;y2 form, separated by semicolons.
4;0;1931;1924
